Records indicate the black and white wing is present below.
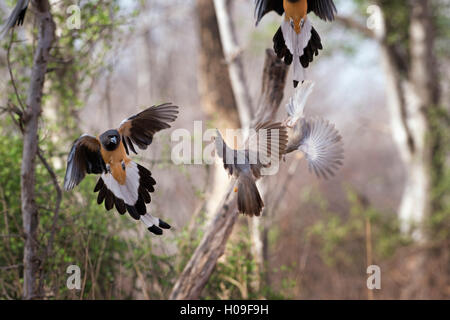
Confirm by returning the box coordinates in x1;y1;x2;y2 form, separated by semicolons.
93;162;170;235
0;0;29;39
254;0;284;26
118;103;178;155
293;118;344;179
307;0;337;22
64;134;106;191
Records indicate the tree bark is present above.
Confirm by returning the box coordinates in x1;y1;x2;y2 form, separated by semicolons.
213;0;254;132
196;0;241;221
20;0;55;300
196;0;240;129
337;1;439;239
169;50;288;300
337;0;444;298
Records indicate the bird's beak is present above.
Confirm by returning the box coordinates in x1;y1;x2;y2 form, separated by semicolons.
110;136;117;144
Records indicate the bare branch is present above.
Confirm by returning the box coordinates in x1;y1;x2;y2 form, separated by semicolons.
213;0;254;132
20;0;55;300
169;50;288;300
335;16;376;39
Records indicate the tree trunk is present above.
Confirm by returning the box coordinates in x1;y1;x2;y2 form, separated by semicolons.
339;1;439;239
20;0;55;300
196;0;241;220
213;0;254;132
338;1;444;297
196;0;240;129
169;50;288;300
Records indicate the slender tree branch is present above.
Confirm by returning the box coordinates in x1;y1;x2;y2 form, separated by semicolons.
169;50;288;300
335;16;376;39
20;0;56;300
213;0;254;133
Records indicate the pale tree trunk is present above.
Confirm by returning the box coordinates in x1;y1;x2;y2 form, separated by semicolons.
337;0;439;239
196;0;241;221
338;0;442;298
212;0;254;132
20;0;55;300
170;50;288;300
399;0;438;238
212;0;266;293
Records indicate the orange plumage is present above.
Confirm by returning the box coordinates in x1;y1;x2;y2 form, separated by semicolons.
283;0;308;34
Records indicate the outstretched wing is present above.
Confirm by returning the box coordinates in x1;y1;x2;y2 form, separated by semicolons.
248;121;288;178
307;0;337;22
254;0;284;26
0;0;29;39
215;129;239;176
118;103;178;155
295;118;344;179
64;134;106;190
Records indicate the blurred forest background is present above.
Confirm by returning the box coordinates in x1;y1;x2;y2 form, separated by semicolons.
0;0;449;300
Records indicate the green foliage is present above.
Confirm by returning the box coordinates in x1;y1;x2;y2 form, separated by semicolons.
427;106;450;240
204;225;262;300
0;0;179;299
307;187;411;267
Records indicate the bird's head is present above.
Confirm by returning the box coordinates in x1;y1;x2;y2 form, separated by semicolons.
100;129;121;151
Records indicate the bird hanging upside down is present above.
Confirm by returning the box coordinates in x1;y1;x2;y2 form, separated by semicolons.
215;122;288;216
0;0;29;40
284;80;344;178
64;104;178;235
254;0;337;87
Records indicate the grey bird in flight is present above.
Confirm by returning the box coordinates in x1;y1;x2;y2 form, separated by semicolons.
215;122;288;216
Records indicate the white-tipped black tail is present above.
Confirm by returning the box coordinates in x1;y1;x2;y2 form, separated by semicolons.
141;213;171;235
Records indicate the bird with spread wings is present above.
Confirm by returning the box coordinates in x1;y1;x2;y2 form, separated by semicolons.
254;0;337;87
215;122;288;216
64;104;178;235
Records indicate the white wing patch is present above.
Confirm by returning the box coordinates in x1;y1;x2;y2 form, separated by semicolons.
281;17;313;83
102;161;140;205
